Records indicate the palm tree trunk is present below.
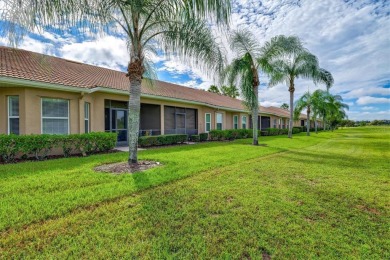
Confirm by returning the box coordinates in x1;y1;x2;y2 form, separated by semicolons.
252;85;259;145
315;119;318;134
306;107;310;136
288;85;294;138
323;116;326;131
128;77;141;164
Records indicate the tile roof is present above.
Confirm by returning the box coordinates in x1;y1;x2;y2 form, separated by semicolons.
0;46;300;118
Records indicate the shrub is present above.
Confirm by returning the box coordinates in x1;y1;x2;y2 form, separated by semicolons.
209;129;253;141
0;134;23;163
20;134;57;160
189;135;200;142
209;130;225;141
199;133;208;141
138;134;188;147
264;128;279;136
0;132;117;163
292;127;301;134
279;128;288;135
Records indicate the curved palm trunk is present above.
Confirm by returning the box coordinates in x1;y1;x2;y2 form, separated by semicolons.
252;85;259;145
288;82;294;138
128;77;141;164
306;106;310;136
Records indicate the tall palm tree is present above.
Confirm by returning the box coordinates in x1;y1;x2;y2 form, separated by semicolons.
222;29;266;145
263;35;332;138
3;0;230;165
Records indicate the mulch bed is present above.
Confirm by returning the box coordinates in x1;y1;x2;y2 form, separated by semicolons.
94;161;161;174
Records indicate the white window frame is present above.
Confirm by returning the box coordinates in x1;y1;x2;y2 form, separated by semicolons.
41;98;70;134
242;115;247;129
205;113;211;132
216;112;223;130
85;102;90;133
233;115;238;129
7;96;19;135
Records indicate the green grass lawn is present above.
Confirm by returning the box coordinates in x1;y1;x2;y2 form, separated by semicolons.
0;127;389;258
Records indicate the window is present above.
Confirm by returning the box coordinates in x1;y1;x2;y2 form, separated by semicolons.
205;113;211;132
273;119;277;128
233;115;238;129
41;98;69;134
8;96;19;135
279;118;282;129
216;113;223;130
85;102;90;133
242;116;247;129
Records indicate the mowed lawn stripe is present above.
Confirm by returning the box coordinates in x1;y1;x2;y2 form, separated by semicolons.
0;132;325;231
0;127;388;258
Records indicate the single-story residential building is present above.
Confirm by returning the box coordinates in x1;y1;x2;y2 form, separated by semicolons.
0;47;318;144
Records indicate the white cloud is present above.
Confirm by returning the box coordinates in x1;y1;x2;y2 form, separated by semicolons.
60;35;128;71
347;110;390;120
356;96;390;105
344;87;390;99
361;106;376;111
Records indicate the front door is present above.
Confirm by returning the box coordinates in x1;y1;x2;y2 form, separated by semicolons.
112;109;128;145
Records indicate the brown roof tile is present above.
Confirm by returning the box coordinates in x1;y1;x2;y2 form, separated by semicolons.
0;46;298;118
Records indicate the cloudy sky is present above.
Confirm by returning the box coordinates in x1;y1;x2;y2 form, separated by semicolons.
1;0;389;120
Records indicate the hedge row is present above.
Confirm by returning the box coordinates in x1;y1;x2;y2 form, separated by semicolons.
0;132;117;163
209;129;253;141
260;128;289;136
292;126;323;133
189;133;208;142
138;134;188;147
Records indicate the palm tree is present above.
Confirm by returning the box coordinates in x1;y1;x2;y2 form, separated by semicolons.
3;0;231;165
326;94;349;130
280;103;289;110
294;87;333;136
310;89;328;133
294;91;313;136
220;85;239;98
208;85;221;94
263;35;332;138
222;29;267;145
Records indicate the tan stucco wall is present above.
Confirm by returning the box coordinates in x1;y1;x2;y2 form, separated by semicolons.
0;87;26;134
0;86;265;135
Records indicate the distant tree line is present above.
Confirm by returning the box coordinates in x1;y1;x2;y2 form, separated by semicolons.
339;119;390;127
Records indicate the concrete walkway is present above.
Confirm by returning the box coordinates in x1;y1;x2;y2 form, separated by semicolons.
114;142;197;152
114;146;146;152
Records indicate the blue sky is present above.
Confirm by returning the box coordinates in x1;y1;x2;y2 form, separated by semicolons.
1;0;389;120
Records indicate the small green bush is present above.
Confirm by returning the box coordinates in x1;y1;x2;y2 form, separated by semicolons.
199;133;208;141
279;128;288;135
189;135;200;142
0;134;23;163
138;134;188;147
209;130;225;141
0;132;117;163
264;128;279;136
292;127;302;134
